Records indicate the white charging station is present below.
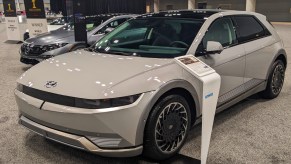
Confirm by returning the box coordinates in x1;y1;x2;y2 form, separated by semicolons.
175;55;221;164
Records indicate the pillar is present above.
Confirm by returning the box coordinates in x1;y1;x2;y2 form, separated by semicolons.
154;0;159;12
188;0;195;10
246;0;256;12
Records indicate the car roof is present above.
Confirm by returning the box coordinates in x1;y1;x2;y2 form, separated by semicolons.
137;9;259;19
85;13;135;22
138;9;222;19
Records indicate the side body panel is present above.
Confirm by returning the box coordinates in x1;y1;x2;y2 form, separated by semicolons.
244;39;282;81
198;45;245;97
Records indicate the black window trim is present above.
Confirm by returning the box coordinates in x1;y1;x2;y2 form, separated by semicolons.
195;14;273;56
195;16;239;56
231;15;272;45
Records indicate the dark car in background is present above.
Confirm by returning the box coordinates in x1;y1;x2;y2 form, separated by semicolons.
20;14;136;65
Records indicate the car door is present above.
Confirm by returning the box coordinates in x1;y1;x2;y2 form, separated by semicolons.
195;17;246;106
232;15;273;86
88;18;129;45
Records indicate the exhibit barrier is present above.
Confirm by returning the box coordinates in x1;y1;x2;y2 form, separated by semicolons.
175;55;221;164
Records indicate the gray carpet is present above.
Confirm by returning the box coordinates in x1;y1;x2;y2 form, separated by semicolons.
0;23;290;164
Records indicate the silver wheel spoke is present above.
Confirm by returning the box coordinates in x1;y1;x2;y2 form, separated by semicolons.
155;101;188;153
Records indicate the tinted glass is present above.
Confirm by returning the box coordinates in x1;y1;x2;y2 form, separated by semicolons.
234;16;265;43
61;17;112;31
50;17;72;25
96;18;129;34
202;17;237;48
91;18;204;58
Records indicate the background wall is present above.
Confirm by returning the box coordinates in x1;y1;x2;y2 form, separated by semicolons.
50;0;146;16
196;0;246;10
159;0;187;11
0;2;3;11
0;0;50;11
1;0;291;21
256;0;291;22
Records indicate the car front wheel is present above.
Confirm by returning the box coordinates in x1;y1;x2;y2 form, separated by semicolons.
143;95;191;160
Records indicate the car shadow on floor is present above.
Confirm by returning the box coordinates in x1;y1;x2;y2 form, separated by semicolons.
21;66;32;72
24;132;200;164
185;93;268;145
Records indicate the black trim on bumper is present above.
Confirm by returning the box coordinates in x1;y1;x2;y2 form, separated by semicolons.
20;57;39;65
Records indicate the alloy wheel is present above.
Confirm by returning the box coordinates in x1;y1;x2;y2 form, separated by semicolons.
271;64;285;95
155;102;188;154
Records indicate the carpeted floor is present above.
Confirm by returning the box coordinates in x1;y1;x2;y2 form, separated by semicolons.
0;23;290;164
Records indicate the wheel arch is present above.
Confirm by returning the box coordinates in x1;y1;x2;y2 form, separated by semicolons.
135;80;201;145
266;49;287;79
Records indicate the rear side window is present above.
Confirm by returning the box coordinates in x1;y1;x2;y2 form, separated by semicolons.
233;16;267;43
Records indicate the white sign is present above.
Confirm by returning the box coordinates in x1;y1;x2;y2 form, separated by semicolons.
5;17;21;41
27;19;48;37
175;55;221;164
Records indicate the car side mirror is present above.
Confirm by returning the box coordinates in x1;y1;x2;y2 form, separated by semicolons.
104;27;114;34
206;41;224;54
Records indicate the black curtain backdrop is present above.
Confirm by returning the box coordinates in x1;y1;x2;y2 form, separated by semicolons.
50;0;146;16
50;0;67;15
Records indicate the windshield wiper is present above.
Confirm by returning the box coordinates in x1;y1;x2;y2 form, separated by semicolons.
87;47;132;56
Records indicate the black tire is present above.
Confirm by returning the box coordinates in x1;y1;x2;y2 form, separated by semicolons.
143;95;191;161
261;60;285;99
70;45;87;52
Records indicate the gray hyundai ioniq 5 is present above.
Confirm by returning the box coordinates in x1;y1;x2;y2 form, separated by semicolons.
15;10;287;160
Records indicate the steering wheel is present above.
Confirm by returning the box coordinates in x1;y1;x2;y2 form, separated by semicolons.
170;41;189;48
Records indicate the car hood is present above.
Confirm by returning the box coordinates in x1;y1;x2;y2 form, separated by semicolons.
25;29;75;45
17;50;177;99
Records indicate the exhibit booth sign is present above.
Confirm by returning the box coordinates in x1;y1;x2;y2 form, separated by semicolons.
175;55;221;164
24;0;48;37
3;0;22;42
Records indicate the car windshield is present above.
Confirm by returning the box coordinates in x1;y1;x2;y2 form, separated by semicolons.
91;17;204;58
50;17;72;25
62;22;101;32
62;16;113;32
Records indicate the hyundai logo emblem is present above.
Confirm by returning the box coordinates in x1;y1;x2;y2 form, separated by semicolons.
45;81;57;88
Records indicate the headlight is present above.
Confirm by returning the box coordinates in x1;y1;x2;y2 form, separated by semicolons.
41;43;68;52
75;94;141;109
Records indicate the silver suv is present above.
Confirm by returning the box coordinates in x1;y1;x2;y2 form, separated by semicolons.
15;10;287;160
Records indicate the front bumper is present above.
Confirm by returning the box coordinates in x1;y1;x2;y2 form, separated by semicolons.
15;89;153;157
20;52;51;65
19;116;143;157
19;44;73;64
20;57;40;65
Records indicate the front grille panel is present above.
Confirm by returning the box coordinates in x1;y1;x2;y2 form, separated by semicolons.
17;84;140;109
20;85;76;107
21;43;44;56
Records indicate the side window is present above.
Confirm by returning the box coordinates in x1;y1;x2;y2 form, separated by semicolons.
233;16;266;43
195;17;237;55
95;18;128;35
